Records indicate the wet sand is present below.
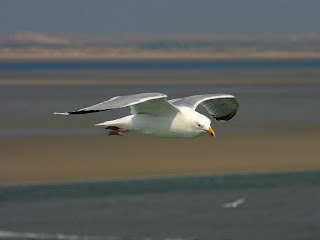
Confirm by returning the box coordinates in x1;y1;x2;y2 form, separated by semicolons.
1;132;319;184
1;48;320;61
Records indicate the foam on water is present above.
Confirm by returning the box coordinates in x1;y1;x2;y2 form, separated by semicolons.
0;230;191;240
0;230;101;240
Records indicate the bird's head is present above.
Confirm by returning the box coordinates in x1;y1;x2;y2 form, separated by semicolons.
193;113;215;137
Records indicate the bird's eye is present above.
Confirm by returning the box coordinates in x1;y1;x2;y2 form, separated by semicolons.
197;123;202;127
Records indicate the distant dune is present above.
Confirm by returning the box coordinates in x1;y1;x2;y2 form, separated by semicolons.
1;32;320;60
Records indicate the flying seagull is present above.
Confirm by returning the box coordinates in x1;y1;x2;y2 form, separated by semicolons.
54;93;239;138
222;197;246;208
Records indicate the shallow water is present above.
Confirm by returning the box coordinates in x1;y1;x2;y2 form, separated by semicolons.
1;59;320;72
0;171;320;240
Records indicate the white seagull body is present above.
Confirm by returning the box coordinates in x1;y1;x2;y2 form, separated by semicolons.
54;93;239;138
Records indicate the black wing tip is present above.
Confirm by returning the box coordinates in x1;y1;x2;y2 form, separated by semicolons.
54;109;109;115
69;109;106;115
214;109;238;121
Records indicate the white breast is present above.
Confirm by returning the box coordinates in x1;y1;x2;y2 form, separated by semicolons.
131;108;206;138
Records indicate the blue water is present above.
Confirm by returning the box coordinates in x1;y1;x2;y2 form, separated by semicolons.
1;59;320;71
0;171;320;240
1;171;319;202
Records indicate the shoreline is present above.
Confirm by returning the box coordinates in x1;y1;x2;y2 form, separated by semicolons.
1;50;320;61
1;169;319;187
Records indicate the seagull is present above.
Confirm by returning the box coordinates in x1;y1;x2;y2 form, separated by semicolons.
222;197;246;208
54;93;239;138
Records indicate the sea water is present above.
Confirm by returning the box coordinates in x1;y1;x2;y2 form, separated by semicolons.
1;59;320;72
0;171;319;240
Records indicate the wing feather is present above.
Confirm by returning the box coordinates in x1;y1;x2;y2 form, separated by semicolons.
130;98;178;116
54;93;178;116
169;94;239;121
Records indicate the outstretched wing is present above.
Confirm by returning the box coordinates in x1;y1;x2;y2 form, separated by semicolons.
54;92;178;116
169;94;239;121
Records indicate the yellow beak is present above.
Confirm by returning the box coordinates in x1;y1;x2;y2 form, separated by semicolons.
206;127;215;137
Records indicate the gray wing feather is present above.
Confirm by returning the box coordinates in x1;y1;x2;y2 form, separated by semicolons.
54;93;172;115
169;94;239;121
130;98;178;116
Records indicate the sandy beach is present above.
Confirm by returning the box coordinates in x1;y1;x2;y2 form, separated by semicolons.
2;48;320;61
1;131;319;184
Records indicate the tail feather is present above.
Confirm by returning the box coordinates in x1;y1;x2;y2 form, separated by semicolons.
95;116;132;130
95;122;110;126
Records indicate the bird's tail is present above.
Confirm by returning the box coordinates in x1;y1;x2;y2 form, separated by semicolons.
95;116;132;130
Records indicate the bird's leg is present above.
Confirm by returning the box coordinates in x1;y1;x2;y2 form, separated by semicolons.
106;126;120;136
106;126;129;136
106;126;120;131
108;130;129;136
108;130;120;136
118;130;128;136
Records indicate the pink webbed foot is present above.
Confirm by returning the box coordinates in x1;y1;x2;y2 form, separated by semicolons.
108;130;121;136
106;126;129;136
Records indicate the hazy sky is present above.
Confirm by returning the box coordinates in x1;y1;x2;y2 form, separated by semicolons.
1;0;320;35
